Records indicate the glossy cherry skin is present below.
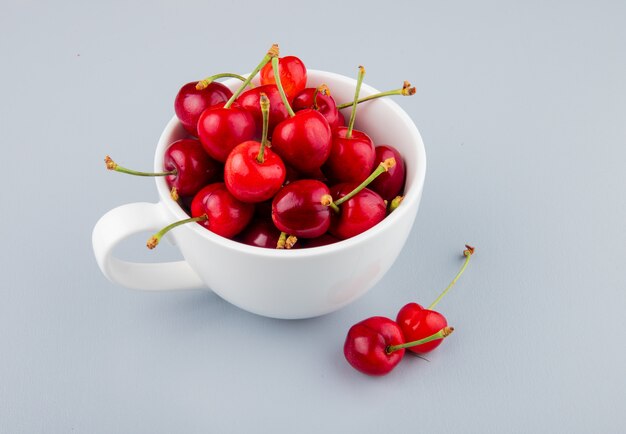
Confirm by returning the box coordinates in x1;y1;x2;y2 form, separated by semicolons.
174;82;232;137
224;141;286;203
237;218;281;249
190;183;254;239
324;127;376;184
260;56;307;100
292;87;343;130
237;85;289;138
328;184;386;240
369;145;406;201
343;316;406;376
196;103;256;163
271;180;331;238
271;109;332;174
396;303;448;354
163;139;221;197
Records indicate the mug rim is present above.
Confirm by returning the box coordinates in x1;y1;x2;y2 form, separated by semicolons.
154;69;426;258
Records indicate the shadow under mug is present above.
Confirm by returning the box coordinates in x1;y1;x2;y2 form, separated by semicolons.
92;70;426;319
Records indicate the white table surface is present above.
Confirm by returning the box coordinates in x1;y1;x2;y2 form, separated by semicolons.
1;1;625;432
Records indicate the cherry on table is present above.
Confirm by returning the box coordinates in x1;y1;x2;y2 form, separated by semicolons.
396;245;475;354
344;316;455;376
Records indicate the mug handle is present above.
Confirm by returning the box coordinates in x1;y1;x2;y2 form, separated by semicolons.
92;202;205;291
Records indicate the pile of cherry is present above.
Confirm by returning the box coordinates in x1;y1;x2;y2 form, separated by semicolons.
105;44;415;250
344;245;475;376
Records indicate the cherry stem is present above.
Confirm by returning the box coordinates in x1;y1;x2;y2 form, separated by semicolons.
386;327;455;354
336;81;416;110
271;56;296;117
105;156;175;177
276;232;287;249
147;214;208;249
312;84;330;110
346;66;366;138
256;93;270;164
332;158;396;208
427;245;476;310
195;73;250;91
388;196;404;213
224;44;279;109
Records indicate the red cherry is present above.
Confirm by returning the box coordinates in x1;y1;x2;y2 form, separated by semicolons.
197;45;281;163
237;84;289;137
237;218;281;249
163;139;221;197
260;55;307;100
224;94;286;203
328;184;386;240
368;145;406;201
174;81;232;137
323;127;375;184
292;86;343;130
396;304;448;354
271;179;331;238
190;183;254;239
396;246;475;354
104;139;221;199
196;103;256;163
343;316;405;376
271;109;332;174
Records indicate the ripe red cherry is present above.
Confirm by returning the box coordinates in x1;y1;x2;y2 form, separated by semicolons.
396;245;475;354
104;139;221;199
271;109;332;174
328;184;386;240
237;84;288;137
196;103;256;163
369;145;406;201
292;86;343;130
396;304;448;354
190;183;254;239
271;180;331;238
224;93;286;203
343;316;406;376
324;127;375;184
260;55;307;100
237;218;281;249
174;81;232;137
197;45;280;162
163;139;221;197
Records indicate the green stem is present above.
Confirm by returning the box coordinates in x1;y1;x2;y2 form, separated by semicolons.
272;56;296;117
336;81;416;110
428;246;475;310
333;158;396;207
276;232;287;249
196;73;250;90
256;93;270;163
147;214;208;249
105;156;175;177
346;66;366;138
386;327;454;354
224;44;279;109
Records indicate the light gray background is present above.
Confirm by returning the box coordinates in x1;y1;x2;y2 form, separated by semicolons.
1;1;625;432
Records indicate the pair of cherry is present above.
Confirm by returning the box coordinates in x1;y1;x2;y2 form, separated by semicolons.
344;245;475;376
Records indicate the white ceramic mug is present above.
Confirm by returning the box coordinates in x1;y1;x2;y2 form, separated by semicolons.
92;70;426;319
